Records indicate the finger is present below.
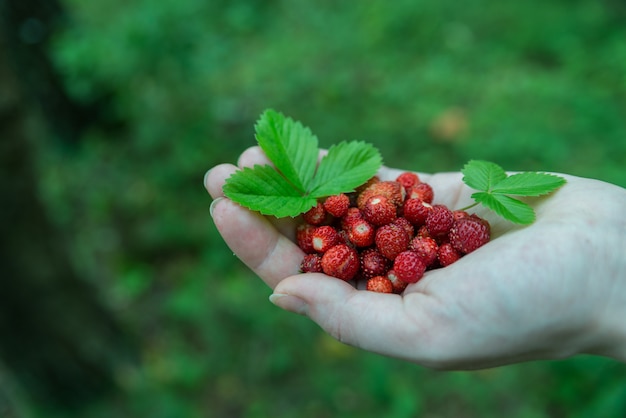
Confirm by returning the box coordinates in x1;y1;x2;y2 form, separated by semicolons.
203;146;271;199
237;146;272;168
271;273;456;368
237;145;329;168
233;147;300;238
211;197;304;289
270;231;567;370
205;163;236;199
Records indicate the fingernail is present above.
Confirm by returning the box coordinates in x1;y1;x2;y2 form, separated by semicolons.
269;293;309;316
203;169;211;189
209;197;224;218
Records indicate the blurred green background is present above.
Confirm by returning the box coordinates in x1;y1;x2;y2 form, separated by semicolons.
2;0;626;417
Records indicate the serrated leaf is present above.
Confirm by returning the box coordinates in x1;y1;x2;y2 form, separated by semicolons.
472;192;536;224
462;160;507;192
308;141;383;197
490;172;566;196
223;165;317;218
254;109;318;193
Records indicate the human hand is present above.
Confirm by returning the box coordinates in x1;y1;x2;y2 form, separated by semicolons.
205;146;626;369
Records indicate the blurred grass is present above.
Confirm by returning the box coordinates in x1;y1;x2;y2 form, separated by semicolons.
28;0;626;416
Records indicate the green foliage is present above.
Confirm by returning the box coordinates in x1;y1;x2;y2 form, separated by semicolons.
461;160;566;224
223;110;382;217
28;0;626;416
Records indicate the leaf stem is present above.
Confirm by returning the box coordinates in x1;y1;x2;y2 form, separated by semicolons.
457;201;480;212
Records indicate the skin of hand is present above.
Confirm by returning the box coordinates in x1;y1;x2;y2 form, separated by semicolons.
205;146;626;370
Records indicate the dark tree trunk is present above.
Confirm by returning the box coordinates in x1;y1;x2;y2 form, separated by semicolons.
1;0;107;145
0;0;136;409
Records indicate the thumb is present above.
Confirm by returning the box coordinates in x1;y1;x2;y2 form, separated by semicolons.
269;273;445;364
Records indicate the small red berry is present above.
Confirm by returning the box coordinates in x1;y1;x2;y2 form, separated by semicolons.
296;223;316;254
393;216;415;239
452;210;469;220
425;204;454;237
312;225;340;253
366;276;394;293
321;244;360;281
403;198;433;227
357;181;405;209
395;172;420;190
386;269;408;294
406;182;434;204
336;229;351;247
355;176;380;194
346;218;375;247
409;236;439;267
393;251;427;283
363;195;397;226
469;213;492;234
375;223;410;260
438;243;461;266
415;224;432;239
340;207;363;230
360;248;390;279
323;193;350;218
303;202;328;225
449;217;491;254
300;253;323;273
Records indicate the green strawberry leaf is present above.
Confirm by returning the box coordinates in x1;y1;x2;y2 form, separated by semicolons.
223;165;318;218
222;109;383;218
462;161;566;224
461;160;507;192
471;192;536;225
309;141;383;197
490;172;567;196
254;109;318;193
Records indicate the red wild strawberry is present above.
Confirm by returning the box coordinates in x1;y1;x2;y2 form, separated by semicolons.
452;210;469;220
336;229;351;247
438;242;461;266
375;223;410;260
469;213;491;234
386;269;408;294
425;204;454;237
312;225;340;253
296;223;317;254
340;207;363;230
360;248;390;279
346;218;375;247
321;244;360;281
406;182;434;204
415;224;432;239
393;251;427;283
323;193;350;218
409;236;438;267
392;217;415;240
366;276;394;293
363;195;397;226
300;253;323;273
449;217;491;254
355;176;380;194
395;172;420;190
303;202;328;225
357;181;405;209
403;198;433;227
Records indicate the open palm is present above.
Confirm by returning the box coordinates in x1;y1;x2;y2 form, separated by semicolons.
206;146;626;369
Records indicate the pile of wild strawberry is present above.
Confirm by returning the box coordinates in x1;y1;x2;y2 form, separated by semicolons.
296;172;491;293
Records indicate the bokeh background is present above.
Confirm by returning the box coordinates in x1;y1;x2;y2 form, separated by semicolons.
2;0;626;417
